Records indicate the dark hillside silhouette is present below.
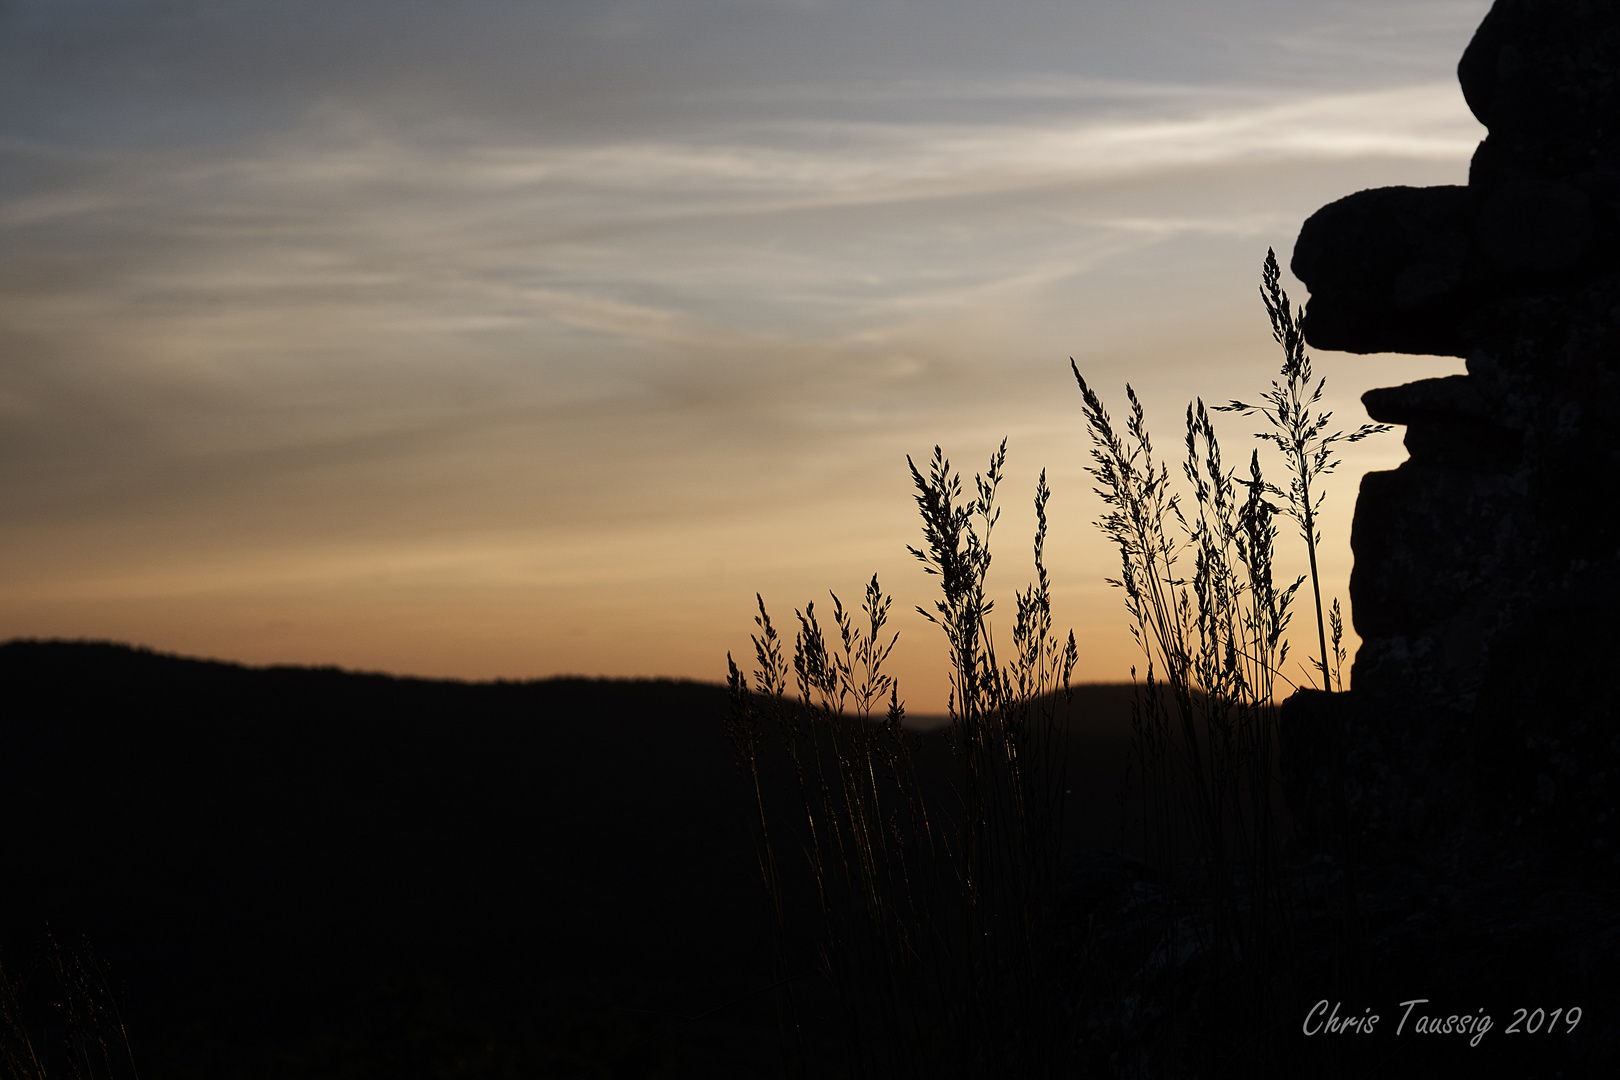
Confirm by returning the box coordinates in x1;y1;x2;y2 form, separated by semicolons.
1;640;772;1077
0;640;1136;1078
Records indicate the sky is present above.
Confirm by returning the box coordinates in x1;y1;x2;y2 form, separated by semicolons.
0;0;1491;711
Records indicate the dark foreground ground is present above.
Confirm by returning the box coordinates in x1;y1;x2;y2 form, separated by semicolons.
0;640;1137;1079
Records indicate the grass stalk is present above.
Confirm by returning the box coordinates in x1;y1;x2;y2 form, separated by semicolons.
0;934;140;1080
726;246;1379;1075
1072;357;1303;1071
726;441;1077;1077
1216;249;1390;692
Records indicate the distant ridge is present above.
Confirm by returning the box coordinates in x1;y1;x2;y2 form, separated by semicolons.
0;635;725;688
0;638;767;1075
0;638;1136;1076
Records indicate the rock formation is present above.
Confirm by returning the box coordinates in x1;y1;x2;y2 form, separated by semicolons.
1063;7;1620;1073
1285;0;1620;880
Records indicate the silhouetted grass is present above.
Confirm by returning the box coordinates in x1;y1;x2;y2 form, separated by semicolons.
0;933;138;1080
1072;366;1301;1073
727;443;1078;1078
1217;249;1389;692
727;250;1384;1077
1069;251;1384;1075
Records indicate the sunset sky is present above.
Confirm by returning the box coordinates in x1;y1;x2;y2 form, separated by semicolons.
0;0;1489;711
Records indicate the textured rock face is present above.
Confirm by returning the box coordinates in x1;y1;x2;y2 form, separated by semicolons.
1283;0;1620;874
1295;0;1620;359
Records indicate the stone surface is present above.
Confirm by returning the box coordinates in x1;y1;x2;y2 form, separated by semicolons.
1284;0;1620;879
1274;5;1620;1070
1294;0;1620;363
1067;6;1620;1073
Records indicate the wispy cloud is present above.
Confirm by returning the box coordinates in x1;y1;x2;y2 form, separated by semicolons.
0;1;1486;695
218;81;1481;214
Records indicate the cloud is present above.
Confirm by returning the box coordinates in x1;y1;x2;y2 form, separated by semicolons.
0;0;1487;694
252;81;1480;215
0;71;1481;503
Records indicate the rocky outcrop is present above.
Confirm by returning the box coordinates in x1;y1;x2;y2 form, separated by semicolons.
1284;0;1620;882
1065;7;1620;1074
